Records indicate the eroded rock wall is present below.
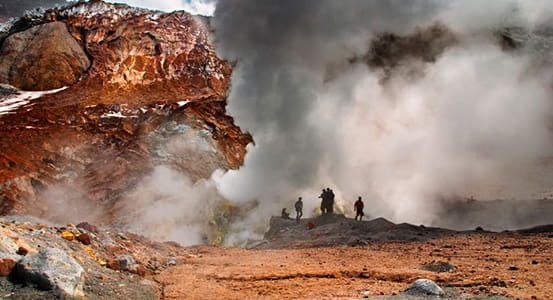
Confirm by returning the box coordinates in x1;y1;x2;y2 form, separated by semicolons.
0;1;252;222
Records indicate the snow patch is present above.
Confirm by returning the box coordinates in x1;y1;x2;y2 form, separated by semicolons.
177;101;190;107
0;87;67;116
101;112;127;118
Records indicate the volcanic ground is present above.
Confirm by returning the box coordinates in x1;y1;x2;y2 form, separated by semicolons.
1;213;552;299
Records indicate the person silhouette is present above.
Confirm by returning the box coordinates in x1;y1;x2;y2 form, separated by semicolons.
294;197;303;223
354;196;364;221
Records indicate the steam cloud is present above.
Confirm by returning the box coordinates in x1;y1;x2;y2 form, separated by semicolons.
33;0;553;245
210;0;553;240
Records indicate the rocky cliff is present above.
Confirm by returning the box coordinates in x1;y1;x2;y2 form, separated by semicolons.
0;1;251;225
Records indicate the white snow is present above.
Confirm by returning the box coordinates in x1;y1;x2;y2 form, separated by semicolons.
0;87;67;116
101;112;127;118
177;100;190;107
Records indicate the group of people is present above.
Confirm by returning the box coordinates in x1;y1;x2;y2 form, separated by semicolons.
281;196;304;223
281;188;365;223
319;188;335;214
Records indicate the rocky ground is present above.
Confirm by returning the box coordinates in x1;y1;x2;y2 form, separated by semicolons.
1;214;551;299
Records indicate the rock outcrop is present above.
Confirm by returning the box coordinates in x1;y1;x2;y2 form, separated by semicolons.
0;21;90;90
0;1;252;230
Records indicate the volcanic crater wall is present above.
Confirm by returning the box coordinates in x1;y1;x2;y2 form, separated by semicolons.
0;1;252;222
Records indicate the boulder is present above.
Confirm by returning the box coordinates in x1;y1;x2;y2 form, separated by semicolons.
13;247;84;296
0;21;90;91
402;278;445;296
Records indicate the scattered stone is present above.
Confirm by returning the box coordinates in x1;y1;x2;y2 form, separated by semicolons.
76;222;100;234
116;233;129;241
61;231;75;241
117;255;137;272
422;261;455;273
357;239;369;246
135;265;147;277
402;278;445;296
308;222;316;230
77;233;91;245
106;259;121;271
475;226;484;231
0;257;17;276
16;246;29;256
13;247;84;296
531;260;539;265
508;266;519;271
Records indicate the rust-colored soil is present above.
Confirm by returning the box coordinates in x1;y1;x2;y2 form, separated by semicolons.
155;233;553;299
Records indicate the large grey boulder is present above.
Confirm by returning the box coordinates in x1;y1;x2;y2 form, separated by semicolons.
402;278;445;296
13;247;84;296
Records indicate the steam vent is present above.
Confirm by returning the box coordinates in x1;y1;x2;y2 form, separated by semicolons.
1;1;553;299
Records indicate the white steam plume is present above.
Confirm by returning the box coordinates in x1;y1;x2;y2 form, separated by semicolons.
211;0;553;239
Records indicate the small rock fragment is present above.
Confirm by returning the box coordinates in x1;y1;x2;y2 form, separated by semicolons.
106;259;121;271
61;231;75;241
117;255;136;272
76;222;99;234
16;247;28;256
77;233;91;245
135;264;147;277
0;258;17;276
402;278;445;296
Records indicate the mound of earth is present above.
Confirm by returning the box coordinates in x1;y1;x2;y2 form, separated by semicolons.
258;214;457;249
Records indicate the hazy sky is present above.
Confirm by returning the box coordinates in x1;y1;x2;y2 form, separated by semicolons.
111;0;215;15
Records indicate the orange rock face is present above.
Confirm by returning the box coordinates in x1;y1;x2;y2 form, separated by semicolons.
0;1;252;218
0;21;91;91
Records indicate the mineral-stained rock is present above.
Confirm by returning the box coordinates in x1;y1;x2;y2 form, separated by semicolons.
0;255;18;276
76;233;91;245
106;258;121;271
0;21;90;91
16;246;28;256
13;247;84;296
402;278;445;296
76;222;100;234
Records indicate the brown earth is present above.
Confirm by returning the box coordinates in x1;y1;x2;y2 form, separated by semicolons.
155;232;553;299
1;215;552;299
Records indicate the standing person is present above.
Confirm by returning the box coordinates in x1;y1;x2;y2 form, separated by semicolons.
294;197;303;223
354;196;364;221
319;189;328;214
327;188;335;213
